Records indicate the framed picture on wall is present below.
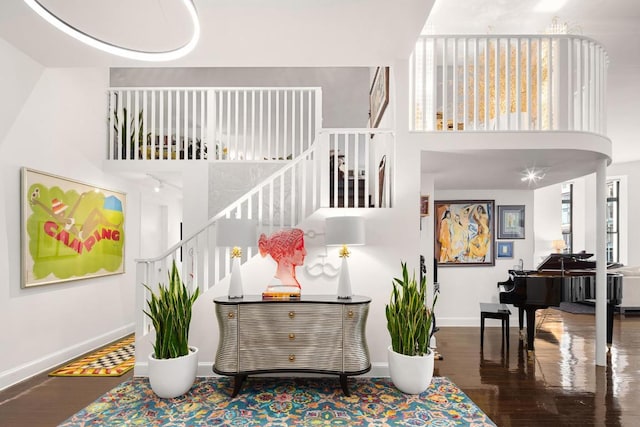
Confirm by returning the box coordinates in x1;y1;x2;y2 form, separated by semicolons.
496;241;514;259
434;200;495;266
497;205;525;239
21;168;126;288
369;66;389;128
420;195;429;216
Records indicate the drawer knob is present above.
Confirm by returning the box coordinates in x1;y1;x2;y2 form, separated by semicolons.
288;311;295;319
228;312;235;319
289;354;296;362
347;310;354;318
288;333;296;340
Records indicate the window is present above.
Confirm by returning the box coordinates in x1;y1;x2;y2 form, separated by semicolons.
561;183;572;253
606;180;620;263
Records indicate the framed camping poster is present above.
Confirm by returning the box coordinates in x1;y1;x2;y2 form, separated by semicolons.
21;168;126;288
434;200;495;266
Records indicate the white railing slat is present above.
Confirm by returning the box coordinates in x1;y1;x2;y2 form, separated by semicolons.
408;34;607;135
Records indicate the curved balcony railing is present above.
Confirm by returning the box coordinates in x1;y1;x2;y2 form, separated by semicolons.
410;35;608;135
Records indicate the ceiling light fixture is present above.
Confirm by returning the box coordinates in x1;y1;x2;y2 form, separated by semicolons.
23;0;200;62
520;167;547;185
148;174;182;193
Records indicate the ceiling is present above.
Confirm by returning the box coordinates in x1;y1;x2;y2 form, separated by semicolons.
1;0;638;191
0;0;432;67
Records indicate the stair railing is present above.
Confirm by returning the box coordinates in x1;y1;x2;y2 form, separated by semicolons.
135;128;394;339
135;140;322;338
108;87;322;162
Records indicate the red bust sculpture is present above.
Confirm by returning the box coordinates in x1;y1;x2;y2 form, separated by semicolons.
258;228;306;294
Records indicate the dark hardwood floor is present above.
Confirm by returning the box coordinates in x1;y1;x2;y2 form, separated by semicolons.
1;309;639;426
435;308;640;426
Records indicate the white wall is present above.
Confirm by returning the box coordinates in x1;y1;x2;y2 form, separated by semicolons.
533;183;563;263
208;162;285;218
0;45;142;390
429;189;535;326
0;38;43;146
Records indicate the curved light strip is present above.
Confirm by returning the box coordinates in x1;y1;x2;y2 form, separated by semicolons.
23;0;200;62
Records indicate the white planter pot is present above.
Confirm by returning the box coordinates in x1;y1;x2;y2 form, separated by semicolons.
387;345;434;394
148;346;198;398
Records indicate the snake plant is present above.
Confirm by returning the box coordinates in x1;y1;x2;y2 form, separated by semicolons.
385;261;437;357
143;260;199;359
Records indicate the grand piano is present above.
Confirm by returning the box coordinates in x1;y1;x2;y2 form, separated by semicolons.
498;253;623;352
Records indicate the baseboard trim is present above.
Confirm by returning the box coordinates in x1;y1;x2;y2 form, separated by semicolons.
0;323;134;392
134;361;390;378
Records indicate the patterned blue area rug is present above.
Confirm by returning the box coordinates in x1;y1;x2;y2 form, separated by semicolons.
59;376;496;426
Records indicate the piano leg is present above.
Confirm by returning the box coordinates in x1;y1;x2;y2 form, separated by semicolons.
525;307;538;352
518;307;525;340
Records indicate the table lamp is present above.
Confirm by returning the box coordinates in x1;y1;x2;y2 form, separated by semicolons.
552;239;566;254
325;216;365;299
216;218;257;298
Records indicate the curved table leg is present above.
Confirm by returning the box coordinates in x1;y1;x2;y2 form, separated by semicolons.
231;374;247;397
339;375;351;397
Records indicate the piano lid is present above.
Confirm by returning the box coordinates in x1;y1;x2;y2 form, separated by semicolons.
536;253;595;271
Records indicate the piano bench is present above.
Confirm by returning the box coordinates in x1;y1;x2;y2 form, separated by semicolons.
480;303;511;349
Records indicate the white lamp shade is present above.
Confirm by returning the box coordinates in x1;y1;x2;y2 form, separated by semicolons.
216;218;257;247
325;216;365;246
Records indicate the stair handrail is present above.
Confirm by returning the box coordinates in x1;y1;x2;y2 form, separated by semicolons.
135;140;322;336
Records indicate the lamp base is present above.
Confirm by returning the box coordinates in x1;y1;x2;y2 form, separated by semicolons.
228;257;244;299
336;256;352;299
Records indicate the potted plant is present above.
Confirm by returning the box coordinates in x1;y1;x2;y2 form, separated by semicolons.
143;260;200;398
385;261;437;394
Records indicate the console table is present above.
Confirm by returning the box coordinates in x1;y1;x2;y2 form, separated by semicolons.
213;295;371;396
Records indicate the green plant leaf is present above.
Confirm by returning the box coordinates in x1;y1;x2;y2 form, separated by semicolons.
385;261;437;356
143;260;200;359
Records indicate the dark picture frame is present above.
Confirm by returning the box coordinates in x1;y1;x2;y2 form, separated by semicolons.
434;200;495;266
496;241;514;259
420;195;429;217
369;66;389;128
497;205;525;239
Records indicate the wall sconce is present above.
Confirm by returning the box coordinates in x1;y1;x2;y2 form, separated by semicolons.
325;216;365;299
216;218;257;299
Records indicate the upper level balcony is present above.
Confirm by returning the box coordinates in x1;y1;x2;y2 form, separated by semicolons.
410;34;608;135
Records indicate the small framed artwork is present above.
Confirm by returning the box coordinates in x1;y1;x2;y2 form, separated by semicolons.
369;66;389;128
21;168;126;288
434;200;495;266
420;195;429;217
497;241;514;259
497;205;525;239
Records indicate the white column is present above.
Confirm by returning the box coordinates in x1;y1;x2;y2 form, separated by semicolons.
595;158;607;366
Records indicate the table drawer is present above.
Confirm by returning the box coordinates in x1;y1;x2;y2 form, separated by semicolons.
239;303;342;332
239;345;342;372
